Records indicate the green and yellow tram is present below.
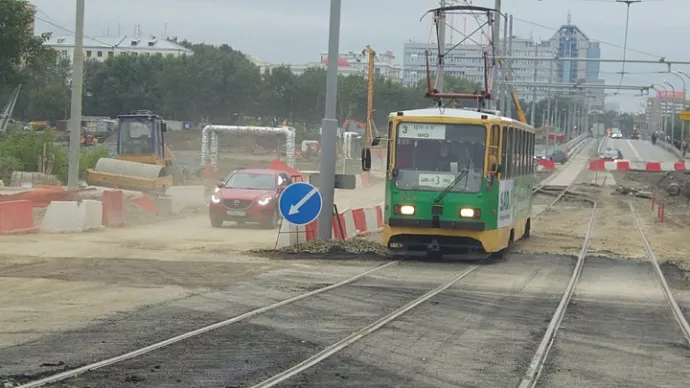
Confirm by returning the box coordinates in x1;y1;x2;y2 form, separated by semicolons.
362;108;536;258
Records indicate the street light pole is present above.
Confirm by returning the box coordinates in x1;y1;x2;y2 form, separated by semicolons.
67;0;86;189
676;70;690;156
654;84;668;138
316;0;342;239
665;81;676;144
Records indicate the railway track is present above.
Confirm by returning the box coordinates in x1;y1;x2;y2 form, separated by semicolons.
516;192;690;388
13;262;484;388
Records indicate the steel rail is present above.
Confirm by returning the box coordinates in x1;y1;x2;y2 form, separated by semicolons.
517;196;597;388
16;261;400;388
628;203;690;344
250;265;480;388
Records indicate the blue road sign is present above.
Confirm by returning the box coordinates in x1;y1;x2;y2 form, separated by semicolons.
278;182;323;225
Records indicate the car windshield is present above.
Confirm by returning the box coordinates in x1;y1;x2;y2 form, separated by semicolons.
394;122;486;193
224;172;275;190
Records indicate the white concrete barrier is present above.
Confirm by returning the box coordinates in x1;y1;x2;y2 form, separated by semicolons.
275;219;307;248
166;185;206;213
41;201;82;233
79;199;103;231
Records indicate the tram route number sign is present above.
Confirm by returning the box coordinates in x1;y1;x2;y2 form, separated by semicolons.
680;110;690;121
399;123;446;140
497;179;514;228
418;173;455;188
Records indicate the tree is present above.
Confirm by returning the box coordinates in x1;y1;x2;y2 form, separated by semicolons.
0;0;54;87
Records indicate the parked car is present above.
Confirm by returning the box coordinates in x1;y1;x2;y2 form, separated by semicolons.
209;168;292;228
534;149;549;160
549;150;568;164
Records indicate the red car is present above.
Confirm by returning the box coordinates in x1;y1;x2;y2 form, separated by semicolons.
209;169;292;228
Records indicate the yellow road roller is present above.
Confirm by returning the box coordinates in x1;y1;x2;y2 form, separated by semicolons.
86;110;185;193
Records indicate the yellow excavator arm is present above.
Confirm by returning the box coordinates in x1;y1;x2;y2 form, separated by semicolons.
510;91;528;124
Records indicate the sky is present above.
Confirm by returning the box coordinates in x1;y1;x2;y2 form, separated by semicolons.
29;0;690;113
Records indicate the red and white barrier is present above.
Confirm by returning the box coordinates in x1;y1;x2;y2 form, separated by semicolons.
589;159;690;172
537;159;556;171
275;203;384;248
0;200;38;234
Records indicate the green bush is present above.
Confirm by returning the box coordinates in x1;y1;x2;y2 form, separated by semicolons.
0;127;109;184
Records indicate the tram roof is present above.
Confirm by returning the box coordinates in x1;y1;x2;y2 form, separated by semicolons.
389;108;532;128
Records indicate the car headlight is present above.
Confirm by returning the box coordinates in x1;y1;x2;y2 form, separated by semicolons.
257;197;271;206
211;195;221;204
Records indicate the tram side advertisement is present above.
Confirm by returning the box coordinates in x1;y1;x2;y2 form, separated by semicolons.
498;179;514;228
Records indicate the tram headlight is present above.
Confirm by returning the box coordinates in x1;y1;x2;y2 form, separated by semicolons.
459;208;480;218
394;204;415;215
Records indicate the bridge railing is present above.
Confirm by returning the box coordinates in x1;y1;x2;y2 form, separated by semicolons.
565;132;591;158
655;139;684;161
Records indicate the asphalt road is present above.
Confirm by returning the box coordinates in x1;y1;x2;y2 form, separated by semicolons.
606;138;680;162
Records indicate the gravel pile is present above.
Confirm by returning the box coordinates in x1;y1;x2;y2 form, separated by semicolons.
252;238;387;257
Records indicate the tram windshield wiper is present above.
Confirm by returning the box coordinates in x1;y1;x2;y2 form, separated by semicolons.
433;167;469;204
433;155;473;204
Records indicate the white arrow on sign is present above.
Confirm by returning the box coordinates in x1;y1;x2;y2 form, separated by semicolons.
288;187;319;215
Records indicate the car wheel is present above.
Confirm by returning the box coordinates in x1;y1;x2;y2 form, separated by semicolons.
210;215;223;228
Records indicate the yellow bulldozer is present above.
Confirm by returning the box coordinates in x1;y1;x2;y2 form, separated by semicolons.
86;110;186;193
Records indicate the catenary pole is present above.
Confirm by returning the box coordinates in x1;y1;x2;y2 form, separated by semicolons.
67;0;86;189
317;0;342;239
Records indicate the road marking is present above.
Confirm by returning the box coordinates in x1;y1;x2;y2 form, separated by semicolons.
626;139;643;161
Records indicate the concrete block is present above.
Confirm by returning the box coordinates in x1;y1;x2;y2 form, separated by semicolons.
78;199;103;231
41;201;82;233
166;185;206;213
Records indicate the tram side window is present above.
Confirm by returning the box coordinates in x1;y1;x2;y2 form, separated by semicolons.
529;133;535;173
387;121;392;172
514;128;521;176
520;130;527;175
509;127;517;178
501;126;509;179
489;125;500;174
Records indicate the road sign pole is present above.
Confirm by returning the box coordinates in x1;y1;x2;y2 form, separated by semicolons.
317;0;342;239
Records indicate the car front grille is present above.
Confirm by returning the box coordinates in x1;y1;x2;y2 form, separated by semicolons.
224;199;252;209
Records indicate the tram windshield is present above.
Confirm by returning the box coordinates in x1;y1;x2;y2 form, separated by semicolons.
119;118;154;155
394;122;486;193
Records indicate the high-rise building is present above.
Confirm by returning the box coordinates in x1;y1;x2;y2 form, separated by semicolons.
547;12;605;109
645;91;685;131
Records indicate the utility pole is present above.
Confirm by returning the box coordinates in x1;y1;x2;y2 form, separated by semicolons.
500;11;508;114
491;0;501;110
316;0;342;239
506;14;514;118
546;60;554;128
665;81;676;143
530;41;539;126
437;0;446;93
67;0;86;189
